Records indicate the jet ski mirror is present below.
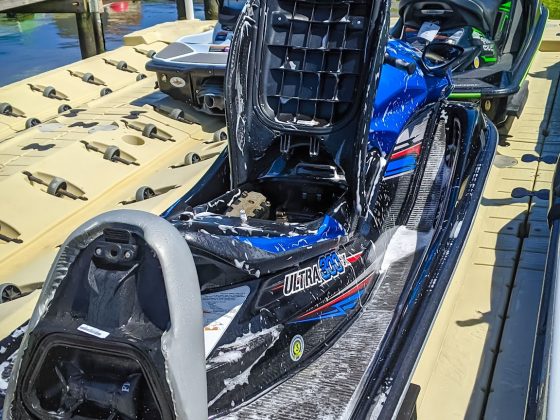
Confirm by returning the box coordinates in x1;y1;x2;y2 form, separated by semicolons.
421;43;464;74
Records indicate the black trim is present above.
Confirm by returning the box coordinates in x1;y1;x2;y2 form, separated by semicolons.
146;60;226;74
351;113;498;419
525;158;560;418
525;219;558;419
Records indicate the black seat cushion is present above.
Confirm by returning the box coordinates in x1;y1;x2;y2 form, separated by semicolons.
399;0;503;34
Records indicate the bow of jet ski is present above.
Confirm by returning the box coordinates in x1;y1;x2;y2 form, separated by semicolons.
392;0;548;127
2;0;498;419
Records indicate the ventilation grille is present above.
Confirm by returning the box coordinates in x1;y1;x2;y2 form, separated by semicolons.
261;0;372;128
103;228;132;244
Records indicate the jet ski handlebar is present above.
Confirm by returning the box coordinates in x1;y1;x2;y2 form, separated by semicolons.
384;52;417;75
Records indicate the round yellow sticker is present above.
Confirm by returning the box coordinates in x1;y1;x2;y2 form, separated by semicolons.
290;335;304;362
473;57;480;69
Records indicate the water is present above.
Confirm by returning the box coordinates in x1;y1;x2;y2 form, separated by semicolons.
0;0;205;87
0;1;557;87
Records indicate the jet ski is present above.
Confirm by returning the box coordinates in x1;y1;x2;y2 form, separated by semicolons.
2;0;498;418
392;0;548;127
145;0;245;115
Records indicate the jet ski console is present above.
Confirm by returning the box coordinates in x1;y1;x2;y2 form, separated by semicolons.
394;0;548;128
397;0;511;73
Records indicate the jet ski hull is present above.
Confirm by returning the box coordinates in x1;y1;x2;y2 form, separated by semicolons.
1;0;501;417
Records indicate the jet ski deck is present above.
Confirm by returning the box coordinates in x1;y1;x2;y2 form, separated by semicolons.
0;109;499;419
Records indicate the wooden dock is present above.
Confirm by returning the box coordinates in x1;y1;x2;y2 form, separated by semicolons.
0;0;98;13
0;0;198;58
409;19;560;420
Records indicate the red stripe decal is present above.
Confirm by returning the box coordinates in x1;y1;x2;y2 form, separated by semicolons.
298;274;374;319
391;143;422;160
346;252;363;263
271;283;284;292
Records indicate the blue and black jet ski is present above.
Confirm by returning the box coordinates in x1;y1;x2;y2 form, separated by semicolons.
2;0;498;419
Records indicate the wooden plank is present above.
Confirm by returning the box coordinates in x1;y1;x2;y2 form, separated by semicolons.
0;0;43;12
1;0;139;14
3;0;88;13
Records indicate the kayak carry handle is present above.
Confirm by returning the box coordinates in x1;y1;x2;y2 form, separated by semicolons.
22;171;87;201
80;141;140;166
152;104;194;124
0;102;25;118
120;119;175;142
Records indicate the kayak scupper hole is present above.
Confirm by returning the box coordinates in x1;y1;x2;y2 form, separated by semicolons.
122;135;145;146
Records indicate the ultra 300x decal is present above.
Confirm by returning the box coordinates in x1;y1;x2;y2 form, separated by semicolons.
283;251;362;296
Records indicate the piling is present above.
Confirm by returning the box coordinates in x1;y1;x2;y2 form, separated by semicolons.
176;0;195;20
92;12;106;54
176;0;186;19
76;12;99;59
204;0;219;20
89;0;106;54
178;0;216;20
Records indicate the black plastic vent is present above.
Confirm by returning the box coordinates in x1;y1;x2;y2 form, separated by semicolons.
260;0;372;128
103;228;131;244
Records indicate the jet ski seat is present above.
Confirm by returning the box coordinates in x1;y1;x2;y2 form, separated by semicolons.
399;0;503;35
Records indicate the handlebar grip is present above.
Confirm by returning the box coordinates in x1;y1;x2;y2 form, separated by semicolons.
384;53;417;75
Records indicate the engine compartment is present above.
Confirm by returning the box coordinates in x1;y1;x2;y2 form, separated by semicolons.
181;136;350;225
